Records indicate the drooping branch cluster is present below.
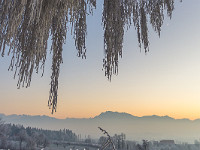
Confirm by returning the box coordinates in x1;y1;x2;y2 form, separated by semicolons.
102;0;174;80
0;0;176;113
0;0;96;113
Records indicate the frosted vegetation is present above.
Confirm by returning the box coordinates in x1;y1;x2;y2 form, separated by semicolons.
0;0;178;113
0;118;77;149
1;119;200;150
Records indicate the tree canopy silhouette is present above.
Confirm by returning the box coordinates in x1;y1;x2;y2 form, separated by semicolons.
0;0;177;113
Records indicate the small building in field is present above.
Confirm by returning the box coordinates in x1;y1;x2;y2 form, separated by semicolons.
160;140;175;145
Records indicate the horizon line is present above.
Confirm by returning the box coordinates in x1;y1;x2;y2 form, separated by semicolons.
1;111;200;121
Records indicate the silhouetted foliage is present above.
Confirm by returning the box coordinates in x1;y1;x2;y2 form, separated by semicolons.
0;118;8;148
0;0;178;113
0;121;77;149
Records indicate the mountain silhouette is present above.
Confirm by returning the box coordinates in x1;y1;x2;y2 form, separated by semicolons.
0;111;199;143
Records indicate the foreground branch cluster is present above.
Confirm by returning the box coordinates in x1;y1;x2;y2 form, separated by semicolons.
102;0;175;79
0;0;175;113
0;0;96;113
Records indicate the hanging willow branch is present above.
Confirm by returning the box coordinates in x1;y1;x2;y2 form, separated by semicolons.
0;0;96;113
0;0;177;113
102;0;175;80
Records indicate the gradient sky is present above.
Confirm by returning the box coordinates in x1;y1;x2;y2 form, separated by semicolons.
0;0;200;120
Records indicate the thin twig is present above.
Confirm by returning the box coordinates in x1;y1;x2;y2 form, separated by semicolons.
98;127;116;150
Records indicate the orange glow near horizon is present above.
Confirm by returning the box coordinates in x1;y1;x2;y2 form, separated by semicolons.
2;101;200;120
1;0;200;122
2;109;200;121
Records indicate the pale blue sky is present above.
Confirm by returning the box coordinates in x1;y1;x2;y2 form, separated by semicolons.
0;0;200;119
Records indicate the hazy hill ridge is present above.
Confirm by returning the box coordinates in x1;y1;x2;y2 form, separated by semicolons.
0;111;200;142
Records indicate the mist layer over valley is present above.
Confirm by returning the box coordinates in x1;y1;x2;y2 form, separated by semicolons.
1;111;200;143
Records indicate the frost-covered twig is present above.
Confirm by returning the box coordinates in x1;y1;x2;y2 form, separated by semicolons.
98;127;116;150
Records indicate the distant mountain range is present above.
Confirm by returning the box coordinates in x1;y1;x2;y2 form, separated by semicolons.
1;111;200;142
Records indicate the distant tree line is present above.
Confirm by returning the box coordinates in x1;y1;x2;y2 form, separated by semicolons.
98;133;200;150
0;118;77;150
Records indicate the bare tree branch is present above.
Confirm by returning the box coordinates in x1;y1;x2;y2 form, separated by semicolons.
98;127;116;150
